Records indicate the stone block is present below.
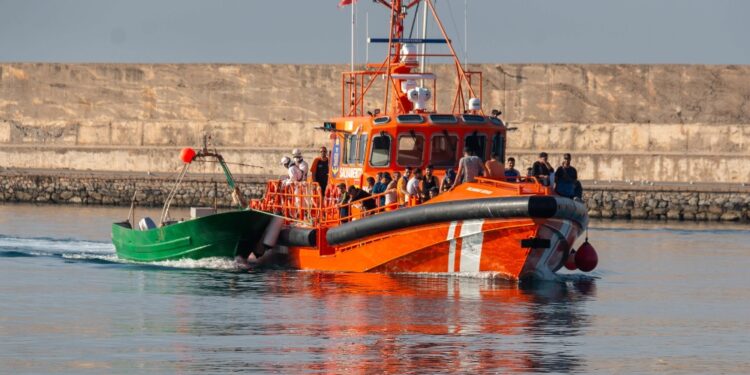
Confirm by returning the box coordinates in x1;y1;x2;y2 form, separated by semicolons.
0;121;10;143
610;123;649;152
77;123;111;145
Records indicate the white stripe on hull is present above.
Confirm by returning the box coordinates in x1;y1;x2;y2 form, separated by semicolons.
459;219;484;273
446;221;458;272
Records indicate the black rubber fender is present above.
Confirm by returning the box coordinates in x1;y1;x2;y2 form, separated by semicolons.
277;227;317;247
326;196;586;246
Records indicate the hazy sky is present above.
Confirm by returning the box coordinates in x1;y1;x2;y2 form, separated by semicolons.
0;0;748;64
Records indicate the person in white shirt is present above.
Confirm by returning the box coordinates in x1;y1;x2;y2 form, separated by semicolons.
406;168;423;204
281;156;303;186
292;148;309;180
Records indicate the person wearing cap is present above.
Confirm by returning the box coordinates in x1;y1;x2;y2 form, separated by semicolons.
291;148;309;180
531;152;554;186
309;146;329;196
555;153;580;198
281;156;303;186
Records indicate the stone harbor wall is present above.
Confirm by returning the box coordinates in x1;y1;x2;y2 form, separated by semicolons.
583;184;750;221
0;170;267;208
1;63;749;183
1;170;748;222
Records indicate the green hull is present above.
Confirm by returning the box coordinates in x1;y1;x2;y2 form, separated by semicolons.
112;210;274;262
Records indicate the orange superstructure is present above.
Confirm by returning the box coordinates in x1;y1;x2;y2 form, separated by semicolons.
250;0;594;281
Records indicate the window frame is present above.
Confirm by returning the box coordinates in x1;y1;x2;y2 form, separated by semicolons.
429;132;460;168
463;132;488;162
491;132;506;163
396;132;426;167
368;133;392;168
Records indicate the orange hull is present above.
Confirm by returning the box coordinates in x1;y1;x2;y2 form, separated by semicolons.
285;216;580;280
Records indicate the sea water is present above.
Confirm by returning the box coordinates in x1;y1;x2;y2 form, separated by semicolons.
0;203;748;374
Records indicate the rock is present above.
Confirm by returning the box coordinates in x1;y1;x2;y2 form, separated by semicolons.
60;191;74;200
614;208;631;219
69;196;83;203
720;211;741;221
667;210;682;220
683;212;696;221
707;212;721;221
631;208;648;219
600;209;614;218
708;205;723;214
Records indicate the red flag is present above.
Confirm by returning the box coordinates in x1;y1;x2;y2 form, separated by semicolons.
339;0;356;7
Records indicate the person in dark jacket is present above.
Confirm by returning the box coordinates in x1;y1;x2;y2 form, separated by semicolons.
531;152;554;185
347;185;377;212
555;153;580;199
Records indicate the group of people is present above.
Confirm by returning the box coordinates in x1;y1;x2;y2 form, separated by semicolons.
529;152;582;199
279;146;581;221
279;147;330;193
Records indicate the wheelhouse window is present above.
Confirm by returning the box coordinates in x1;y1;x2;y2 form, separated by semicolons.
464;133;487;161
343;133;368;164
369;134;391;167
430;133;458;168
397;133;425;166
345;134;358;164
492;133;506;162
358;134;368;165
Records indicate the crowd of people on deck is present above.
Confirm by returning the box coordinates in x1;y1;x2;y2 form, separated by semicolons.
276;146;582;219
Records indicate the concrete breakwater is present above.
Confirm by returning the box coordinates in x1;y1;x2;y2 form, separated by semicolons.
1;170;748;222
1;63;749;183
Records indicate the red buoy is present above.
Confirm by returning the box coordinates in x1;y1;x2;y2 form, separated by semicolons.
575;241;598;272
180;147;196;164
564;250;577;270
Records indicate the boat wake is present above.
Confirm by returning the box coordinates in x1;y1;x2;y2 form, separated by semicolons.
0;235;242;271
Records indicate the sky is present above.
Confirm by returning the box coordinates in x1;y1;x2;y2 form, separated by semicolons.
0;0;748;65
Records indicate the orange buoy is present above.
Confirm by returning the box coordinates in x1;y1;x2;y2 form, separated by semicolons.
575;241;598;272
564;250;577;270
180;147;196;163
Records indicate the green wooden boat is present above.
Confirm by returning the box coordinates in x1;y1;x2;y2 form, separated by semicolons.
112;209;273;262
111;142;274;262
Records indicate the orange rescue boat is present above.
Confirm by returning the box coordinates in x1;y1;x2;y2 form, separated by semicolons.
250;0;595;281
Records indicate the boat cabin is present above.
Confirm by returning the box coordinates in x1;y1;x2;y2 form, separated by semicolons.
325;113;506;186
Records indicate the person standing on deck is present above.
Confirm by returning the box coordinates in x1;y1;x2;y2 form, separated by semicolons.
421;165;440;201
309;146;329;197
397;167;412;206
372;172;389;208
406;168;423;204
484;152;505;179
385;172;399;210
532;152;554;186
292;149;309;180
441;169;456;193
504;157;521;182
281;156;303;186
555;153;581;199
451;148;484;189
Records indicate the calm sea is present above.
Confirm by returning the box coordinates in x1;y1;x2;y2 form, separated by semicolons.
0;204;748;374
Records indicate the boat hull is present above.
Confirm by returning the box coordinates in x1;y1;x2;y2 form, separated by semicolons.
112;210;273;262
283;196;588;280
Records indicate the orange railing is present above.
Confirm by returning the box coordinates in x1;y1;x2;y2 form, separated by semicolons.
474;176;552;195
251;180;413;227
251;176;553;228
